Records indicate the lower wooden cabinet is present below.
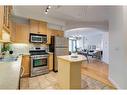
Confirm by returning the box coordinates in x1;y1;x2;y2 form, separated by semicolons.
48;53;53;71
21;55;30;77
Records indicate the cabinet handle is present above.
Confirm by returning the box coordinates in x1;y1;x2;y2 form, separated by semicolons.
20;66;24;77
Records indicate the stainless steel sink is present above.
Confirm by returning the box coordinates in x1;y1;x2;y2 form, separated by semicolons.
0;57;18;63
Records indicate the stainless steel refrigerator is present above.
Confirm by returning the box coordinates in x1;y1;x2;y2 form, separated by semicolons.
49;36;69;72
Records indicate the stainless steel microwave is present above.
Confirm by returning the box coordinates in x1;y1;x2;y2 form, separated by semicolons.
30;33;47;43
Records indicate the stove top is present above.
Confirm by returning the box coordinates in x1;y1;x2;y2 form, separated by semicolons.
29;46;48;56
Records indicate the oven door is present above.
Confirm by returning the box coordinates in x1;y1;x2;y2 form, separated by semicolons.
31;57;48;68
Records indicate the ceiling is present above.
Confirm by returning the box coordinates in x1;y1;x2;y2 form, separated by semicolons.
13;6;110;25
64;28;104;37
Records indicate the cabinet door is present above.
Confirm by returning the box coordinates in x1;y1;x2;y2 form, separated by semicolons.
0;6;4;39
30;19;39;34
58;30;64;37
15;23;29;43
50;29;55;36
39;21;47;35
21;55;30;77
47;28;51;44
9;20;16;42
48;53;53;71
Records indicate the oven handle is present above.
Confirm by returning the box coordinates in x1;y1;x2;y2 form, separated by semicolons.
31;56;48;59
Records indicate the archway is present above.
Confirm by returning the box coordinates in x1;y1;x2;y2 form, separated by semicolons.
64;27;112;87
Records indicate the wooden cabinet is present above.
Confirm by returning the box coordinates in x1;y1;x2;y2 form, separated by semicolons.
0;6;4;40
47;28;51;44
21;55;30;77
15;23;29;43
46;28;64;44
0;6;12;40
49;28;64;37
57;30;64;37
48;53;53;71
30;19;39;34
9;20;16;42
30;19;47;35
39;21;47;35
3;6;13;31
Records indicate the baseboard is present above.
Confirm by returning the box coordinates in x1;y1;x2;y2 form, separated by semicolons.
108;76;120;89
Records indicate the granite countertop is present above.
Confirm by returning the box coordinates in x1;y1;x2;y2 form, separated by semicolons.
0;55;22;89
57;55;86;62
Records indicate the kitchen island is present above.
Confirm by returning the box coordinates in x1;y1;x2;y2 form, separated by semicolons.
57;55;86;89
0;56;22;89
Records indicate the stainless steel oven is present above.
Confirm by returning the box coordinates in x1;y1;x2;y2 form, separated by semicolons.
29;47;49;77
30;33;47;43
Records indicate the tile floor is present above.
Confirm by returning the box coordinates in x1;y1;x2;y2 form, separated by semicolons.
20;71;112;89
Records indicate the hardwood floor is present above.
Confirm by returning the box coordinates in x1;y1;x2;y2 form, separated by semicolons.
81;59;116;89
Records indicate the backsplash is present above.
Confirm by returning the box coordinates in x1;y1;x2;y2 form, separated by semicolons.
0;43;49;56
0;43;3;53
11;43;29;56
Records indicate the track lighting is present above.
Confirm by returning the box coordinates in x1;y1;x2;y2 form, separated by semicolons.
44;5;51;14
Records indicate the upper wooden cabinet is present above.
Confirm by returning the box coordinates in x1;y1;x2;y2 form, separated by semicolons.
39;21;47;35
46;28;64;44
3;6;13;31
30;19;39;34
0;6;13;40
30;19;47;35
47;28;52;44
15;23;29;43
56;30;64;37
49;28;64;37
9;20;16;42
0;6;4;40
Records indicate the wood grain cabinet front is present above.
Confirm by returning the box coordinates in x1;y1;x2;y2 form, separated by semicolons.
30;19;47;35
0;6;4;40
21;55;30;77
30;19;39;34
39;21;47;35
15;23;29;43
48;53;53;71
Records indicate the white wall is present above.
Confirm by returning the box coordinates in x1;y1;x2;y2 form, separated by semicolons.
83;34;103;50
82;33;109;64
109;6;127;89
102;32;109;63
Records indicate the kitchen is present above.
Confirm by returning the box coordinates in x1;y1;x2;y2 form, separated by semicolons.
0;6;68;89
0;5;86;89
0;6;114;89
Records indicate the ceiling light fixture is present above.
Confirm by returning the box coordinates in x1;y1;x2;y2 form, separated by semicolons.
44;5;51;14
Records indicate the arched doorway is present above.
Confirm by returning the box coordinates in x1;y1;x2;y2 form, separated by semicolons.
64;27;113;88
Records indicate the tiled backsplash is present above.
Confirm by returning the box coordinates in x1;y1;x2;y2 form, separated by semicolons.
0;43;3;53
0;43;49;56
11;43;29;56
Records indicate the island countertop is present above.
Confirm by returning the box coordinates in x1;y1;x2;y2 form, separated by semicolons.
57;55;86;63
0;56;22;89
